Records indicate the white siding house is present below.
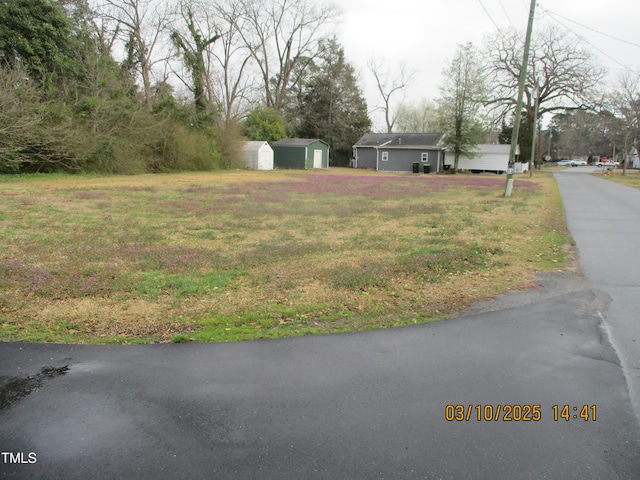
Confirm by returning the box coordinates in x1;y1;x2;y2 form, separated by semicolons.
444;144;525;174
630;147;639;169
242;141;274;170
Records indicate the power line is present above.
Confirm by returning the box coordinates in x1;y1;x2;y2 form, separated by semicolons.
477;0;500;30
539;5;640;49
541;9;635;72
496;0;513;27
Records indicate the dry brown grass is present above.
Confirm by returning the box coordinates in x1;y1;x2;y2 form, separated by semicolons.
595;167;640;188
0;168;569;343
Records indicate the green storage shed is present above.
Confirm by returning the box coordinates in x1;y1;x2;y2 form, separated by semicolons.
270;138;330;169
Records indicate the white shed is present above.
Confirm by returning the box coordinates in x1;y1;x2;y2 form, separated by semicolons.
444;144;520;174
242;141;274;170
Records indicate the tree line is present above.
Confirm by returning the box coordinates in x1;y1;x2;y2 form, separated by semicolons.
1;0;638;174
0;0;369;173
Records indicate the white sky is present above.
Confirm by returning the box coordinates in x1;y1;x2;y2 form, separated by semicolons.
334;0;640;131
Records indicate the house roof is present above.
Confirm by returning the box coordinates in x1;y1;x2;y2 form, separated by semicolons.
354;133;445;148
242;141;272;152
271;138;328;147
472;144;515;155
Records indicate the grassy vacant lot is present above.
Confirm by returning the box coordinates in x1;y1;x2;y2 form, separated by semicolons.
0;168;568;344
595;167;640;188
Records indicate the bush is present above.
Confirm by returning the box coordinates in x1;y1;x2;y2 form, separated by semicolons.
243;107;286;142
0;67;48;172
211;121;244;169
0;62;232;175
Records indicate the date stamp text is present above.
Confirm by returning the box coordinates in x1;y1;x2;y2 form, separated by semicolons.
444;404;597;422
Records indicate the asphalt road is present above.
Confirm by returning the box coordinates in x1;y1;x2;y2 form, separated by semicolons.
2;168;640;479
554;166;640;419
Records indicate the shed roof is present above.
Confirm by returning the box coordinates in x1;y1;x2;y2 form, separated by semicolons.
354;133;445;148
474;144;510;154
470;143;520;155
271;138;328;148
242;141;272;152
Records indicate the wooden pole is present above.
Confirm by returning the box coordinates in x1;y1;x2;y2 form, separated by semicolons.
505;0;536;197
529;84;539;177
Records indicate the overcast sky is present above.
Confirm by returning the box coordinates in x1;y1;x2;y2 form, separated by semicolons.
334;0;640;130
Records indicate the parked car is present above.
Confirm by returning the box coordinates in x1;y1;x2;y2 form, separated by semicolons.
595;160;619;167
558;159;587;167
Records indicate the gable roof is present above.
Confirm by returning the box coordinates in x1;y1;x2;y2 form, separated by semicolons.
242;141;272;152
354;133;445;148
271;138;328;148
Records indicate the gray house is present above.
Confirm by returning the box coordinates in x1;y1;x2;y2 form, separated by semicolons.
352;133;445;173
271;138;329;169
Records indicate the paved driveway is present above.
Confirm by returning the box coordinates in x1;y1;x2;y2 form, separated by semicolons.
1;169;640;479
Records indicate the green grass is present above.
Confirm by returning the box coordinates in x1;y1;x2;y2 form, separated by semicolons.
533;230;568;268
0;169;569;344
136;270;239;299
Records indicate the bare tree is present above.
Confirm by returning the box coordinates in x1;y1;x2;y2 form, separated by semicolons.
395;98;438;133
96;0;172;107
367;58;415;133
234;0;338;113
613;71;640;168
485;27;606;124
208;0;254;123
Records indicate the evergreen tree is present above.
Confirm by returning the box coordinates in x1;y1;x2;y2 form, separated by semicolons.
0;0;76;85
499;114;532;162
296;37;371;166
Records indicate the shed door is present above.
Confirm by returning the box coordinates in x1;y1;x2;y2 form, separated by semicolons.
258;150;272;170
313;149;323;168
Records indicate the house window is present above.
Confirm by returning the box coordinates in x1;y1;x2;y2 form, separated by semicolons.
421;152;429;162
381;151;389;161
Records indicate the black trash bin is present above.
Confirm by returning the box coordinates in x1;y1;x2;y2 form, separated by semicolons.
412;162;420;173
423;163;431;173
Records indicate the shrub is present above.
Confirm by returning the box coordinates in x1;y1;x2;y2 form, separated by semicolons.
243;107;286;142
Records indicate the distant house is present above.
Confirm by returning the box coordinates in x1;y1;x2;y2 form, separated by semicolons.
630;147;639;169
352;133;445;173
241;141;274;170
443;144;523;174
270;138;329;169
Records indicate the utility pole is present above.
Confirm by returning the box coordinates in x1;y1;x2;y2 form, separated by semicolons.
504;0;536;197
529;83;539;178
623;131;629;177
